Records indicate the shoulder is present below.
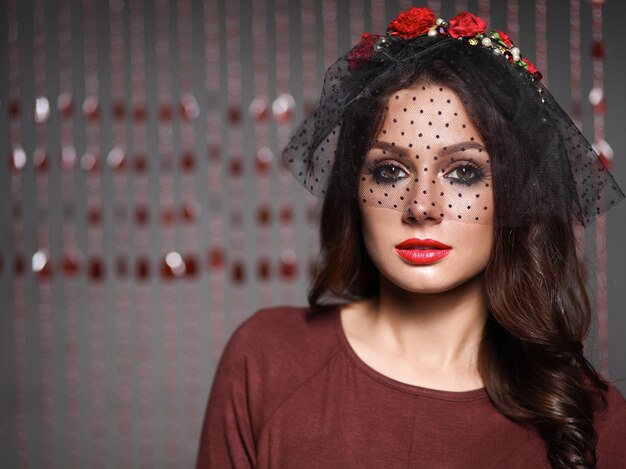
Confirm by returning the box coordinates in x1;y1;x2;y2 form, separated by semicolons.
214;304;344;437
226;304;341;359
595;382;626;467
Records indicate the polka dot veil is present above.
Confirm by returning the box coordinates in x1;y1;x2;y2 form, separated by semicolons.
282;14;624;227
358;83;493;224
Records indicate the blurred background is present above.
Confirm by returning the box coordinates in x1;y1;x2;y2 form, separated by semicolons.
1;0;625;467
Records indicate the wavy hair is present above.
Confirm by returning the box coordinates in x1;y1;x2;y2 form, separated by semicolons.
307;60;608;468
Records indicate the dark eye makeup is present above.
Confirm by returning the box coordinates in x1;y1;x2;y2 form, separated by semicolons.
364;163;408;184
443;162;486;186
363;158;488;187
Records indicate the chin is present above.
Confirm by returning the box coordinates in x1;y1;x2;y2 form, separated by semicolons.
381;267;485;296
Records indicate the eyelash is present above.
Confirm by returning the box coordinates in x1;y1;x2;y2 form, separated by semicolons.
364;163;408;184
364;161;486;186
443;163;486;186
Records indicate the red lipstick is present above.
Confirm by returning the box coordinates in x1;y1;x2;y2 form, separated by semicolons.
394;238;452;265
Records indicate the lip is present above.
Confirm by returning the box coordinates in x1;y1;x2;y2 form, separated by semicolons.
395;238;452;265
395;238;452;249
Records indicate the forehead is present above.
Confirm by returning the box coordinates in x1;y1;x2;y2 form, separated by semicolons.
380;83;481;143
388;82;463;110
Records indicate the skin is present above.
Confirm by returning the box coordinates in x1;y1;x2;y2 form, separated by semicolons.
341;82;494;392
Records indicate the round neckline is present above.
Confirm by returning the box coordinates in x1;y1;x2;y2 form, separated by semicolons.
332;303;489;401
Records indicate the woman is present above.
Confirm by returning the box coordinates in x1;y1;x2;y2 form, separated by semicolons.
197;7;626;468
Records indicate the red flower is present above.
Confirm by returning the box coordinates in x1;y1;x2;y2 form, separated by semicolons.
348;33;382;71
387;7;436;39
496;29;513;47
447;12;487;38
522;58;542;79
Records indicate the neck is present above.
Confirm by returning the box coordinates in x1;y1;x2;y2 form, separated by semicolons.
366;273;488;386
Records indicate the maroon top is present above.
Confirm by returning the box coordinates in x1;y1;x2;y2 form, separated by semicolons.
196;305;626;468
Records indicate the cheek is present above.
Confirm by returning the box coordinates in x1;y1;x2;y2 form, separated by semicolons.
360;209;394;255
360;210;378;250
469;225;494;267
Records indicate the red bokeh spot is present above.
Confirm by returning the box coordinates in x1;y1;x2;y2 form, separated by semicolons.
591;40;605;58
15;254;25;275
88;257;105;281
280;256;297;280
255;159;270;174
208;247;225;270
181;151;195;171
87;206;102;225
34;149;48;171
62;249;82;277
133;103;146;122
257;206;271;225
134;154;148;172
9;100;20;118
35;258;53;280
83;97;100;121
257;257;271;280
160;258;175;280
592;98;606;114
254;147;273;175
280;206;293;224
161;206;175;225
159;103;172;121
598;152;612;169
228;106;241;124
185;255;198;278
112;101;126;120
232;261;246;284
230;158;243;176
136;257;150;280
135;206;149;225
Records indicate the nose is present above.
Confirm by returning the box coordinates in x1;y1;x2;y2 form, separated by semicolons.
401;173;445;225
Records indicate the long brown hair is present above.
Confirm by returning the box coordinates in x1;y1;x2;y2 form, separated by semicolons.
307;60;608;468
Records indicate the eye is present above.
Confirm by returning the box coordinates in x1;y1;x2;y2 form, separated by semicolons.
443;163;485;186
365;163;408;184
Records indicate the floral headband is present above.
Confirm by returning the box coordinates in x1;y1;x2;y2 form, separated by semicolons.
348;7;542;80
282;5;624;226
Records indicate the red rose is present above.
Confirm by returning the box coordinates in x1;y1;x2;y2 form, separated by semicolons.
387;7;436;39
447;12;487;38
496;29;513;48
348;33;381;71
522;58;543;80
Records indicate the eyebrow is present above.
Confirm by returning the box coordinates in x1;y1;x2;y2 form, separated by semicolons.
370;140;487;156
440;141;487;155
370;141;403;155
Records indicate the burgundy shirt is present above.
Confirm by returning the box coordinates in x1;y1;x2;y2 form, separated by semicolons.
196;305;626;468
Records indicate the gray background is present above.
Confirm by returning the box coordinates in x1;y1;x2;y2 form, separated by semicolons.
1;0;625;467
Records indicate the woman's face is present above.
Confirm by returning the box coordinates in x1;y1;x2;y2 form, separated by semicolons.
358;82;494;294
